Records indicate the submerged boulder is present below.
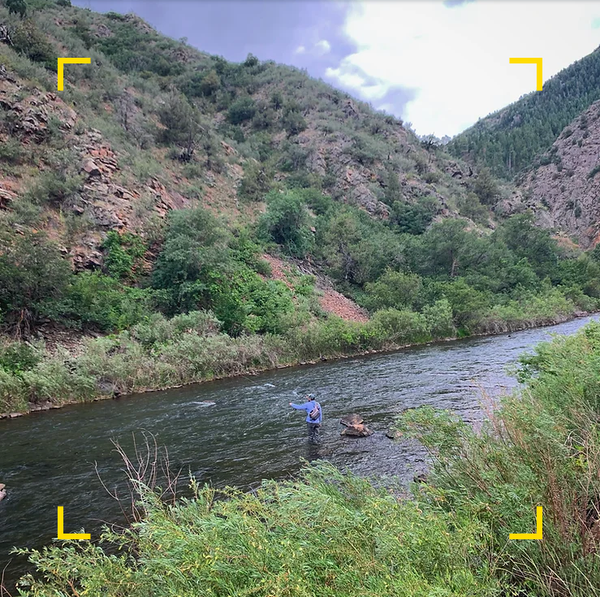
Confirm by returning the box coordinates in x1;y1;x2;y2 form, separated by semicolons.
385;428;402;440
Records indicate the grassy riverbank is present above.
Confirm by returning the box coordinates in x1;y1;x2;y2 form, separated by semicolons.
11;320;600;596
0;288;591;417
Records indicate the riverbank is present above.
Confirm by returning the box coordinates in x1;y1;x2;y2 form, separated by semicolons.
11;320;600;596
1;301;595;418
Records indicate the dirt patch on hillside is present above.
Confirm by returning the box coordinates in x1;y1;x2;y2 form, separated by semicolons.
319;288;369;323
262;253;369;323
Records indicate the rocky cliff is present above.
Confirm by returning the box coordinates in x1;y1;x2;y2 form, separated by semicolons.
504;100;600;248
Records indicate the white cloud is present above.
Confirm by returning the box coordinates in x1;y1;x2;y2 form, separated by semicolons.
314;39;331;55
327;1;600;137
295;45;306;55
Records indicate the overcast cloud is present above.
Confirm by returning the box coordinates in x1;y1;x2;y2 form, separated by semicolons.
74;1;600;137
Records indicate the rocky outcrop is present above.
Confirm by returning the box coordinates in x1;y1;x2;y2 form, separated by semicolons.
0;183;16;210
340;413;373;437
67;131;194;270
0;78;77;140
515;100;600;247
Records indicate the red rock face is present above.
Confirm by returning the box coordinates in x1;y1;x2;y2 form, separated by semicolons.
514;100;600;248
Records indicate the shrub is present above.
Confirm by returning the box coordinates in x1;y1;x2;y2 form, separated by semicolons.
60;272;153;332
457;192;489;224
587;164;600;179
370;308;431;344
471;167;500;205
397;323;600;595
7;0;27;17
258;190;315;257
24;172;83;206
14;463;496;596
390;198;437;235
102;231;147;281
363;269;423;311
0;137;26;165
282;109;307;136
0;368;27;413
181;69;220;98
422;298;455;338
238;161;275;202
129;311;221;348
228;96;256;124
0;231;71;327
0;340;42;375
10;19;56;68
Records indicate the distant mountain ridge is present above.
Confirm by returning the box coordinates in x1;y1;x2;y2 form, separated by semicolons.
449;45;600;179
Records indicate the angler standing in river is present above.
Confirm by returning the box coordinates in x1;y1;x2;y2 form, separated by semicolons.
290;393;322;444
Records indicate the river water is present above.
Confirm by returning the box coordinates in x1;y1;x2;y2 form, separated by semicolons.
1;315;597;585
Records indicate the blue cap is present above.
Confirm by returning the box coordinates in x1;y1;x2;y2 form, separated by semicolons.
307;393;316;399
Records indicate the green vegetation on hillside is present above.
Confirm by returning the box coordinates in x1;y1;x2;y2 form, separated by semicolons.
13;322;600;596
1;0;600;415
450;46;600;178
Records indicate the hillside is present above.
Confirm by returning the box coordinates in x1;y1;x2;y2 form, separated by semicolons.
1;0;600;416
449;45;600;179
501;99;600;248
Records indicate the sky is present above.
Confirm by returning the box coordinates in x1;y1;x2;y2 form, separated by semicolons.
73;1;600;138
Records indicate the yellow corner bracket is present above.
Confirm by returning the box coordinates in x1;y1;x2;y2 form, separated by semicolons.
509;506;543;540
509;57;543;91
57;57;91;91
56;506;90;540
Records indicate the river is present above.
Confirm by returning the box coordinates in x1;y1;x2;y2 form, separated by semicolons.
0;315;597;586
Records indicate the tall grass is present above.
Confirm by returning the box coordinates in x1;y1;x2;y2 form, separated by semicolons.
14;464;498;597
396;321;600;595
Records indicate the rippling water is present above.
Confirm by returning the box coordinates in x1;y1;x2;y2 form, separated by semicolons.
0;316;597;585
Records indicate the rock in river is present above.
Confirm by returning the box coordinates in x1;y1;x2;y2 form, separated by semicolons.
385;428;402;440
0;483;6;502
340;413;364;427
340;413;373;437
341;423;373;437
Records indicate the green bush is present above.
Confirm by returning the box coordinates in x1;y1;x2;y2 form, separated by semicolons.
0;368;27;413
129;311;221;348
363;269;423;311
370;308;431;344
14;464;497;596
390;198;437;235
10;19;56;68
0;231;71;327
0;137;26;165
102;231;147;281
238;161;274;202
228;96;256;124
24;172;83;206
0;340;42;375
60;272;153;332
422;298;455;338
471;167;499;205
397;323;600;595
259;190;315;257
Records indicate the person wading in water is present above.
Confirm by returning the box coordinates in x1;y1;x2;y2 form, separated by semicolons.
290;393;322;444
